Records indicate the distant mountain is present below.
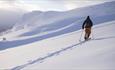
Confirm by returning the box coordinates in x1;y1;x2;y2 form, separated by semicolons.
66;1;115;17
12;1;115;37
0;8;25;33
13;11;62;31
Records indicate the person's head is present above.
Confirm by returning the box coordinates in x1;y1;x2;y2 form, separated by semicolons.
87;16;90;18
86;16;90;19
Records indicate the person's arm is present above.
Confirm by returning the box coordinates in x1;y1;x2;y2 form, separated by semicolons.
90;20;93;27
82;20;86;29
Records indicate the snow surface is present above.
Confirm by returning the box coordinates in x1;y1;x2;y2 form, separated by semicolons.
0;1;115;70
0;20;115;70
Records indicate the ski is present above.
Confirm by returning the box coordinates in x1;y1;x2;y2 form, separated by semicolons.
79;38;92;45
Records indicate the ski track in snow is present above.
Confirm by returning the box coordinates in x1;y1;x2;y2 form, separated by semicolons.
11;21;115;70
0;20;114;70
11;34;115;70
0;2;115;69
11;40;90;70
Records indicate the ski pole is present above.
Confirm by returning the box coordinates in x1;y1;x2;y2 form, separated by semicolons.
79;29;84;42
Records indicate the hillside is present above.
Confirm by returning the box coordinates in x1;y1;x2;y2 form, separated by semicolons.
12;1;115;36
0;20;115;70
0;1;115;70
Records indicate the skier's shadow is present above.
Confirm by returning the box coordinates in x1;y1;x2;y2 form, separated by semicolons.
0;19;82;51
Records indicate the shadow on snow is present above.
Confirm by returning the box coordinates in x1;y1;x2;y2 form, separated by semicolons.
0;15;115;50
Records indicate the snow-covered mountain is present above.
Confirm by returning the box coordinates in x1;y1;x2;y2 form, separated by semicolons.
0;9;25;33
12;1;115;37
0;1;115;70
0;1;115;49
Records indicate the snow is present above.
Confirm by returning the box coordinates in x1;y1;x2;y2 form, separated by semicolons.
0;8;25;33
0;1;115;70
0;20;115;70
12;1;115;34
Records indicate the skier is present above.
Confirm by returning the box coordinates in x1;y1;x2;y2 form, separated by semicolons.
82;16;93;41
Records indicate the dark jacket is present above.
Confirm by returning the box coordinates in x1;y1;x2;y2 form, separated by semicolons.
82;16;93;29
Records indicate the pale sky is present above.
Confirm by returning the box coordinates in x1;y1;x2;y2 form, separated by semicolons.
0;0;114;11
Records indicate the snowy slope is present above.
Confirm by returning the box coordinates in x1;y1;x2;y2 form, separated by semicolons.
1;1;114;44
0;20;115;70
0;1;115;70
12;1;115;36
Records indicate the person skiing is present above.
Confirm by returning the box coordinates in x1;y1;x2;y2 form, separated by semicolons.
82;16;93;41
